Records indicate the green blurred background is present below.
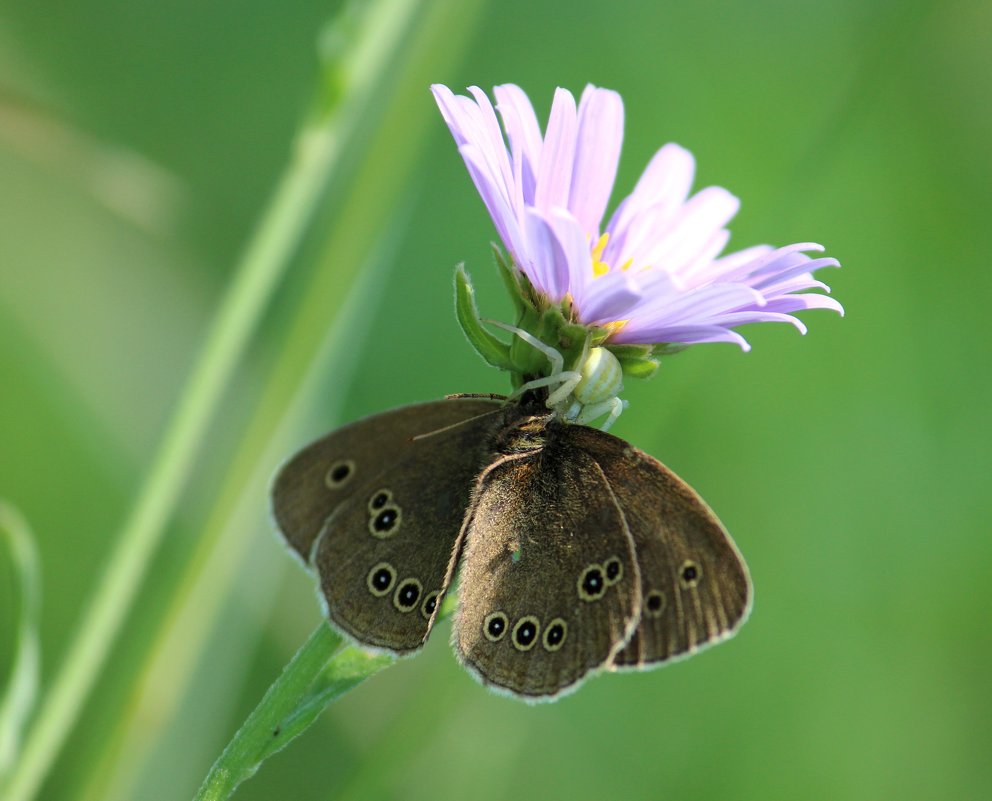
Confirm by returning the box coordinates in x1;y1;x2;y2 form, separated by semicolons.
2;0;990;799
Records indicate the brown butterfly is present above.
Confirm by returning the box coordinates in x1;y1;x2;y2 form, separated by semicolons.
271;390;750;701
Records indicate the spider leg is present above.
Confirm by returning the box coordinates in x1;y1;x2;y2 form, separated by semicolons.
545;372;583;407
507;371;581;401
574;397;627;431
482;319;565;376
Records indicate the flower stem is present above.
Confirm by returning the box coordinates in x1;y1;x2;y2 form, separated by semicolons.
193;624;393;801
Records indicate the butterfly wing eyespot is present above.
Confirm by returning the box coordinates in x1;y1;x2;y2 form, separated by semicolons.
679;560;702;588
644;590;667;618
367;489;392;513
420;590;443;620
511;616;541;651
366;562;396;597
454;424;641;700
603;556;624;586
577;564;607;602
542;618;568;652
368;505;402;538
483;611;509;642
273;398;508;654
325;460;356;489
392;578;423;613
568;426;752;669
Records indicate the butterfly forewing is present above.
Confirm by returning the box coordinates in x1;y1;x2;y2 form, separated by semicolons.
454;421;641;699
272;399;505;653
271;399;503;562
572;428;752;668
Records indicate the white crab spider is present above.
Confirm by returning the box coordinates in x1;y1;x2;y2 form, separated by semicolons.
488;321;628;431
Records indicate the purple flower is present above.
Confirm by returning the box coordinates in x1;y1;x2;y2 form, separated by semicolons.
432;83;842;351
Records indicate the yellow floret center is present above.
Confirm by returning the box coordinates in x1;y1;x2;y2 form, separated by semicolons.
590;232;633;277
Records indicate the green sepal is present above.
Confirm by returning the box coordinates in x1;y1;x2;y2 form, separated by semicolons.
607;344;659;379
492;246;529;319
617;353;661;379
547;312;590;371
454;264;514;371
507;317;549;377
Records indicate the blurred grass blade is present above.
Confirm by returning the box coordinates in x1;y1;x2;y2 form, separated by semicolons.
193;624;393;801
0;502;41;784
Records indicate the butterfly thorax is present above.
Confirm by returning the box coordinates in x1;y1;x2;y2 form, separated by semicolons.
493;410;553;456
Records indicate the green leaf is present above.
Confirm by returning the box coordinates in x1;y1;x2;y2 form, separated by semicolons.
454;264;513;370
0;502;41;786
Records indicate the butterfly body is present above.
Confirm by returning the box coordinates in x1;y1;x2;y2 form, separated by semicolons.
272;395;751;700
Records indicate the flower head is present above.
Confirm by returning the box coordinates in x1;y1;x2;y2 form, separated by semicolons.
433;83;842;352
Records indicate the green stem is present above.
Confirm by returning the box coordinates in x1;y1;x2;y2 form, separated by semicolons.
193;624;393;801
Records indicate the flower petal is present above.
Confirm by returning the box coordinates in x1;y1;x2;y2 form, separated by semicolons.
605;143;695;250
522;208;571;301
456;144;525;260
621;283;766;347
634;282;765;324
574;269;645;325
534;88;578;212
762;294;845;316
613;323;752;350
751;256;840;293
546;209;596;301
716;310;809;334
717;242;821;284
433;86;512;201
494;84;543;205
569;86;623;237
637;186;740;276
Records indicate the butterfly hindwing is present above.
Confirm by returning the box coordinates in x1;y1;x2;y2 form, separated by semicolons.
571;427;752;668
272;398;505;653
454;421;641;699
